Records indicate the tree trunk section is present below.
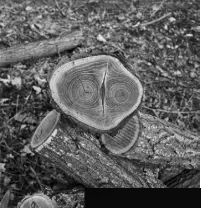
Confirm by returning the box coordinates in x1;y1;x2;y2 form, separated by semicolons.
32;116;165;188
31;110;199;188
0;30;83;67
122;112;200;169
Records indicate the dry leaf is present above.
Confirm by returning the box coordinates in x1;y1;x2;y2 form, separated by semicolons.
25;6;33;11
169;17;176;22
14;113;27;122
97;34;106;42
0;163;5;172
0;98;9;105
33;86;41;94
0;75;11;86
11;77;22;90
20;145;34;156
34;74;47;86
152;5;160;12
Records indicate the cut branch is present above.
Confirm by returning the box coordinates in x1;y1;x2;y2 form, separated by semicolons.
0;30;83;67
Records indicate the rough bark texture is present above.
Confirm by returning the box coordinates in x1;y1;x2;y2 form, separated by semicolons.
32;118;164;188
122;112;200;169
31;111;199;188
163;169;200;188
0;30;83;67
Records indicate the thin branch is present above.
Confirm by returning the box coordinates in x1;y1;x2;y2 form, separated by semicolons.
53;0;66;17
143;106;200;114
133;12;172;28
30;167;44;191
141;13;171;27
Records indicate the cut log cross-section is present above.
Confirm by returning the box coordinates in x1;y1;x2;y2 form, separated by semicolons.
49;54;143;135
101;114;141;154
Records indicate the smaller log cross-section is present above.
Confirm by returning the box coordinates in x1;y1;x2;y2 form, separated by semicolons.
31;110;60;149
101;115;141;154
49;54;143;133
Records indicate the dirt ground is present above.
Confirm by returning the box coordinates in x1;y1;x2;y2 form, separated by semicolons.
0;0;200;207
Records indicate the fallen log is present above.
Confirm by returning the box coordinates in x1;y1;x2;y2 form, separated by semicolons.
0;30;83;67
30;110;165;188
30;109;199;188
30;51;199;188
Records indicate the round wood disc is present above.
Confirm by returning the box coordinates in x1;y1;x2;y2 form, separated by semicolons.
30;110;60;148
17;193;55;208
101;115;140;154
49;53;143;133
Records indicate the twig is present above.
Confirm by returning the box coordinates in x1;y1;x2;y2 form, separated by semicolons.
16;95;19;114
31;26;49;39
141;12;171;27
30;167;44;191
5;109;26;124
176;91;195;121
53;0;66;17
143;106;200;114
133;12;172;28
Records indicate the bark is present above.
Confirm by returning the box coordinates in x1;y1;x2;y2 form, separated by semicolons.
122;112;200;169
163;169;200;188
0;30;83;67
31;111;199;188
32;117;164;188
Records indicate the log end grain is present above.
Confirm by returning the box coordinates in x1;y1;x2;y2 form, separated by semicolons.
48;52;143;134
17;193;55;208
30;110;60;149
101;115;141;154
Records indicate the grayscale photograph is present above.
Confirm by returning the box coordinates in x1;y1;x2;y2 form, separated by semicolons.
0;0;200;207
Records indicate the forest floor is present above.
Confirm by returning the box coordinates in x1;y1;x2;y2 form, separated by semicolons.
0;0;200;207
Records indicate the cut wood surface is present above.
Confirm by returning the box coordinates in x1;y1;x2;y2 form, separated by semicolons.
48;53;143;135
101;114;141;154
0;30;83;67
17;193;55;208
30;110;199;188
